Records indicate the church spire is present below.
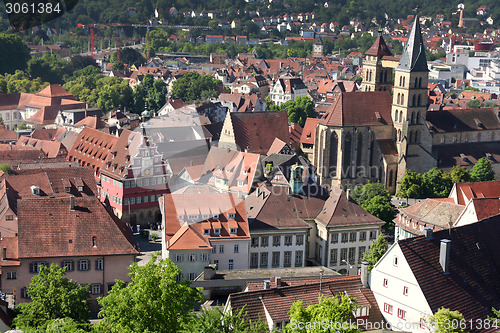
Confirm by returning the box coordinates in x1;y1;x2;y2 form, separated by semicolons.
397;15;428;72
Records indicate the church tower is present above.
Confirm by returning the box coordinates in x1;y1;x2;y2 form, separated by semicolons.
392;16;436;183
362;34;393;92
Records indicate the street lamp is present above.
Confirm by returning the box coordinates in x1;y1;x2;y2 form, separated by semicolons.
342;259;353;276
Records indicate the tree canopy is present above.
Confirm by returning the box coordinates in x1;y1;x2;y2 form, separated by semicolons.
171;71;221;102
12;264;90;330
470;157;495;182
269;96;316;127
0;33;31;75
0;163;12;174
285;294;361;333
0;70;49;94
428;307;467;333
96;254;204;333
362;234;388;272
351;182;395;230
180;307;268;333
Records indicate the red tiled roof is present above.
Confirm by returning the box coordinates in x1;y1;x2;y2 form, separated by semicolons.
16;136;67;158
30;128;57;141
300;118;319;144
319;92;393;127
289;123;302;143
365;35;393;57
17;196;138;258
398;217;500;332
230;111;290;154
167;224;212;250
229;275;384;327
36;84;72;98
315;187;384;227
452;180;500;205
74;116;107;129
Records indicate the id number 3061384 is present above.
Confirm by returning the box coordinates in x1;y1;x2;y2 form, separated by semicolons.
5;2;62;14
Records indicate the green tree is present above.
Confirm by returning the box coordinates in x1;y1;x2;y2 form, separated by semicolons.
44;318;88;333
351;182;391;206
470;157;495;182
285;294;361;333
278;96;316;127
12;264;90;330
362;234;388;272
428;307;467;333
96;254;204;333
362;195;396;226
422;168;453;197
450;165;471;183
27;53;71;84
466;99;481;108
0;163;12;174
0;33;31;74
171;72;221;102
180;307;268;333
397;169;425;198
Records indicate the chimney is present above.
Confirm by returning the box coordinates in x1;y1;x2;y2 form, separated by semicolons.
275;276;282;287
346;189;351;200
424;227;433;240
263;279;270;289
360;261;369;288
70;196;75;211
203;265;216;280
439;239;451;274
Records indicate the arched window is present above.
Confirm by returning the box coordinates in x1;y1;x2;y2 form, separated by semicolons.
411;112;415;124
416;112;420;124
401;94;405;105
369;133;375;173
417;94;421;106
415;131;420;143
329;132;338;177
399;111;403;123
397;93;401;104
356;132;363;168
389;169;394;187
399;76;402;87
409;131;413;143
402;77;406;87
398;129;402;141
418;77;422;88
412;95;416;107
92;236;97;248
414;77;418;88
342;133;352;178
395;110;398;122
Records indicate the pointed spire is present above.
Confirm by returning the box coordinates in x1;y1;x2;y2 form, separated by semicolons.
365;34;392;57
396;15;428;72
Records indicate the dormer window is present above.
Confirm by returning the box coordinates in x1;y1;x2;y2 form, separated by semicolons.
30;185;40;195
92;236;97;248
230;228;237;234
203;229;210;235
65;187;71;193
213;214;219;220
178;215;183;221
228;213;235;219
214;229;221;236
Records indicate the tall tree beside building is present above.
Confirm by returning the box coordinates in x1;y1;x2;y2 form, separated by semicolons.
12;264;90;330
170;71;221;102
286;294;361;333
428;307;467;333
470;157;496;182
362;234;388;272
96;254;204;333
0;33;31;74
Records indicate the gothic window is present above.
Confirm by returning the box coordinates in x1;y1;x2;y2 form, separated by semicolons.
398;129;402;142
389;170;394;187
399;111;403;123
369;133;374;174
397;93;401;104
395;110;398;122
414;77;418;88
417;94;421;106
402;77;406;87
416;112;420;124
411;112;415;124
399;76;402;86
356;132;363;168
401;94;405;105
342;133;352;178
409;131;413;143
418;77;422;88
329;132;338;177
412;95;416;107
